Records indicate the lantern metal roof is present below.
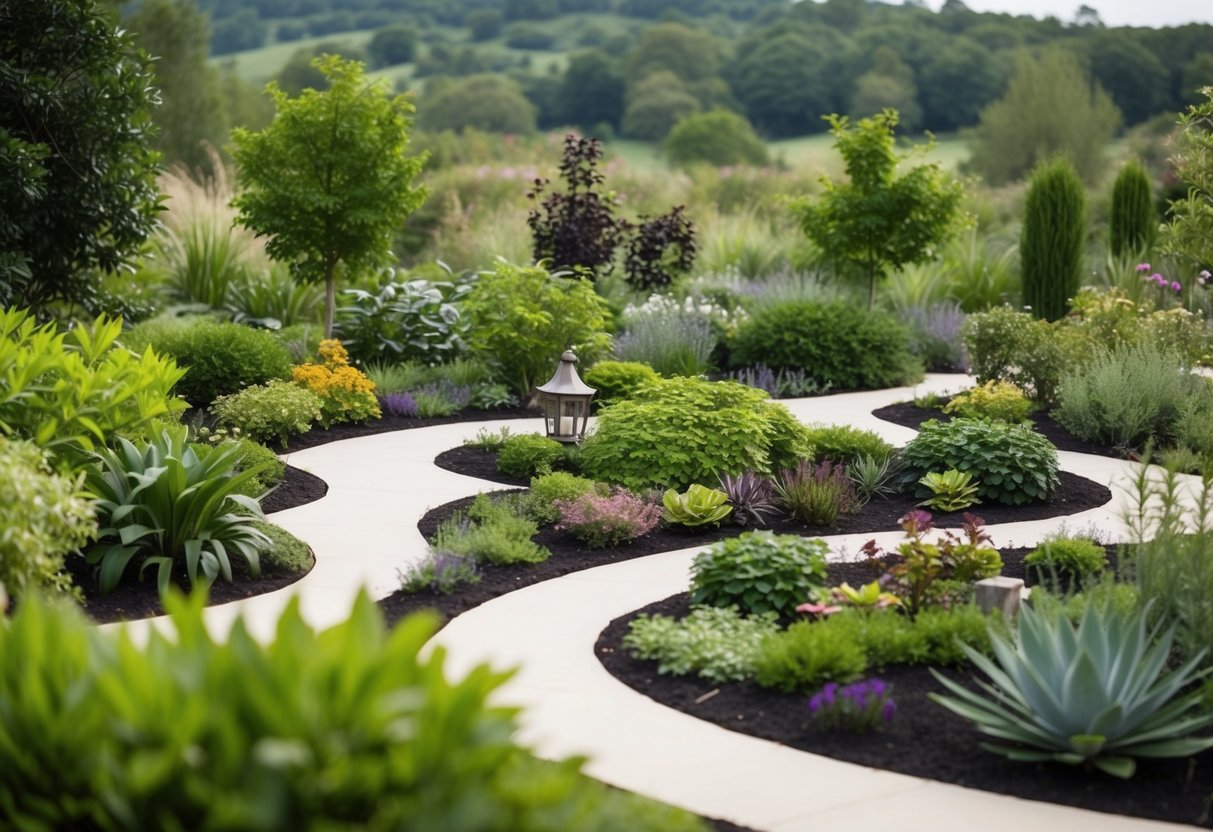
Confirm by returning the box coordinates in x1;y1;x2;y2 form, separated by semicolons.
536;349;595;397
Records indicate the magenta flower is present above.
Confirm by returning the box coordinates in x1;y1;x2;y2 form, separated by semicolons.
899;509;933;536
1171;281;1182;292
1135;263;1151;272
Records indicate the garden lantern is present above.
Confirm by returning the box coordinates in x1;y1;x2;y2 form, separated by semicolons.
536;349;595;443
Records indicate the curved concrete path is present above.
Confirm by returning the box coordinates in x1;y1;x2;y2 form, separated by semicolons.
106;374;1200;831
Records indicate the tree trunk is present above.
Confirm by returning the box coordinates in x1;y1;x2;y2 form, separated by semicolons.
323;263;336;339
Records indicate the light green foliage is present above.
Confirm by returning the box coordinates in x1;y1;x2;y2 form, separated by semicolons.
232;56;428;337
730;301;923;391
463;262;612;399
84;427;274;595
579;377;814;491
664;109;769;169
690;531;829;617
207;437;286;500
789;110;965;308
1160;87;1213;270
210;380;323;448
1021;158;1086;322
930;601;1213;778
125;317;293;406
497;433;569;480
899;418;1060;505
755;606;996;693
624;606;780;683
1054;344;1200;450
805;424;895;466
0;592;706;830
918;469;981;512
943;381;1032;424
847;454;900;506
431;493;548;565
967;48;1121;186
527;472;605;524
1025;537;1108;585
583;360;661;407
0;309;186;468
0;439;96;603
1109;161;1156;257
419;74;538;135
962;306;1072;403
662;484;733;527
253;520;313;573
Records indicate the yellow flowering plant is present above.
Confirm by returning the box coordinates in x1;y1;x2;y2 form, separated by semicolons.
292;340;381;427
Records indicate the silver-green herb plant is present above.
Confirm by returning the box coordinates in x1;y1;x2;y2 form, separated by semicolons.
624;606;779;682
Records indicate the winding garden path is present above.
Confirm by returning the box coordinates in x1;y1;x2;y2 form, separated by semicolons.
106;374;1195;831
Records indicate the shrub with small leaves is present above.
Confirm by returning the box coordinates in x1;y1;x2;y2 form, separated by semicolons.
291;339;380;428
754;616;868;692
226;438;286;500
399;551;481;595
211;379;323;448
623;606;779;683
583;360;660;407
430;494;548;565
943;381;1032;423
690;531;829;617
554;488;662;548
962;306;1072;403
806;424;895;465
527;472;605;524
497;433;569;479
899;418;1059;505
1026;537;1108;586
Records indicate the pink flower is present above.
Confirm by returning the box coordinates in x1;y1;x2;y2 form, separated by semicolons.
1135;263;1151;272
796;601;842;617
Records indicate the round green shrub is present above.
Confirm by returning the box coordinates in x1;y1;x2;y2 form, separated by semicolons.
1025;537;1108;584
729;301;923;390
579;377;814;491
527;471;605;524
689;531;829;617
582;360;660;407
127;318;293;405
496;433;569;479
898;417;1060;505
805;424;895;465
210;380;323;448
943;381;1033;424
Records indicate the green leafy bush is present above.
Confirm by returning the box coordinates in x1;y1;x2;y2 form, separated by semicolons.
126;317;293;406
690;531;829;617
430;493;548;565
1054;343;1198;450
1025;537;1107;585
0;309;186;468
84;428;274;594
463;262;612;398
335;274;471;366
0;592;707;831
943;381;1032;423
210;379;324;448
497;433;569;479
662;484;732;527
624;606;780;682
963;306;1072;403
253;519;313;572
753;617;868;692
899;418;1060;505
527;472;605;524
805;424;895;465
583;360;660;407
729;301;923;390
0;439;96;603
579;377;814;491
931;601;1213;778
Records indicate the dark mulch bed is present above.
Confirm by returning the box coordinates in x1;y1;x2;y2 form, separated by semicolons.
282;405;537;453
872;401;1119;457
594;551;1213;828
261;464;329;513
377;459;1111;630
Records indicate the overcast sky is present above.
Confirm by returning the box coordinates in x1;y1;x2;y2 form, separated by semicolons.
917;0;1213;27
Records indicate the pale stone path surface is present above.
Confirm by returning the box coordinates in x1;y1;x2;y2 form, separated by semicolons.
104;374;1194;831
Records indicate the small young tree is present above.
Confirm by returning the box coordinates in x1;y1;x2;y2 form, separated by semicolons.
231;55;427;337
1109;160;1156;258
790;109;965;308
1021;159;1086;322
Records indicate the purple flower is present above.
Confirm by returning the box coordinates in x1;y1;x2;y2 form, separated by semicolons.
808;678;896;732
1136;263;1151;272
380;392;418;418
1171;281;1182;293
899;509;933;536
882;699;897;723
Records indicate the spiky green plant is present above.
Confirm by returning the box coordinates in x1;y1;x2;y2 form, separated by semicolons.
1021;159;1086;321
930;601;1213;778
1109;161;1156;258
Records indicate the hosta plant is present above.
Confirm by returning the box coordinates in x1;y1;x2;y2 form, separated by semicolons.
918;468;981;512
662;483;732;527
690;531;829;617
931;601;1213;778
84;428;274;594
717;470;777;527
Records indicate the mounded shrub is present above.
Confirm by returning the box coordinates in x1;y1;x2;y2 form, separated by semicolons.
962;306;1073;403
690;531;829;617
805;424;895;465
729;301;923;391
898;418;1060;505
583;360;660;407
496;433;569;479
578;377;814;491
210;379;324;448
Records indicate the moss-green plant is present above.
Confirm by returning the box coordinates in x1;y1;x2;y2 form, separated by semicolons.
210;379;323;448
943;381;1032;423
730;301;923;390
690;531;829;617
1025;537;1107;585
805;424;895;465
899;418;1060;505
579;377;814;491
527;472;605;524
431;493;548;565
753;617;869;693
624;606;780;683
0;439;96;604
583;360;661;407
1021;159;1086;322
253;519;313;572
1109;161;1155;258
496;433;569;479
0;591;707;830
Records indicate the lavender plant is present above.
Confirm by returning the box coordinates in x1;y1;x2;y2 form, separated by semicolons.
903;301;970;372
398;551;481;595
808;678;897;732
412;380;471;417
379;391;418;418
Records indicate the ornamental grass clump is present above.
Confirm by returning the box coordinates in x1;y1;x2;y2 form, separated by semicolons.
773;459;859;527
808;678;897;732
554;488;662;548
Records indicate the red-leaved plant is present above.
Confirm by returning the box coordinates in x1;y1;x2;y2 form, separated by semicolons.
554;487;662;548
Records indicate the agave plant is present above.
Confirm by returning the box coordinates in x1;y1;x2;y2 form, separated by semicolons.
661;483;732;527
717;470;777;527
930;601;1213;778
84;428;274;594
